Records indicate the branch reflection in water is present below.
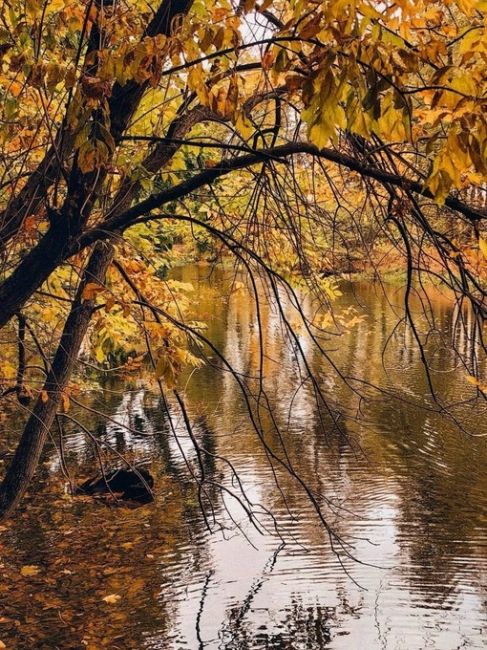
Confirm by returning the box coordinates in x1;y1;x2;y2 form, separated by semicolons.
0;265;485;649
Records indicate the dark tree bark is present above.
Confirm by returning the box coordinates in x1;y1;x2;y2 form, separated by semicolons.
0;0;195;326
0;220;74;329
0;0;194;249
0;242;113;520
0;5;106;249
0;0;197;518
108;0;195;141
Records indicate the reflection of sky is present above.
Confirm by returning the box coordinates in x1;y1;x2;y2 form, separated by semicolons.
162;270;486;649
167;473;485;649
48;389;161;474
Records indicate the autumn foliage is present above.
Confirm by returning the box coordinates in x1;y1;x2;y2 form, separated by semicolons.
0;0;485;517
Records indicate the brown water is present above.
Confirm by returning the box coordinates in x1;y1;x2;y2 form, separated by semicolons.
0;266;486;649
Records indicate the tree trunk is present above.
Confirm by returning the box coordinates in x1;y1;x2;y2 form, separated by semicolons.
0;242;113;520
0;221;74;329
0;0;195;330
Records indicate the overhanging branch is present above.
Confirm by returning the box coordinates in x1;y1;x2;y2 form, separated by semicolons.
77;141;485;250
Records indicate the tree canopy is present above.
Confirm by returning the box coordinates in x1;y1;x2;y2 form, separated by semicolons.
0;0;486;533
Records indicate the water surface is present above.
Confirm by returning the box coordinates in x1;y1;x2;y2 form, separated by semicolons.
0;266;485;649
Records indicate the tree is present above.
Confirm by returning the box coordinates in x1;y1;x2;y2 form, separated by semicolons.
0;0;485;542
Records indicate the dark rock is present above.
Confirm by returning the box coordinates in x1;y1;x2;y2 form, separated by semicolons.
76;467;154;504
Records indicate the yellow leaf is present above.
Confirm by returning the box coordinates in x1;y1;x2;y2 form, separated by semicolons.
235;112;254;140
20;565;40;577
187;65;208;104
466;374;487;391
127;577;146;596
0;640;6;648
9;81;23;98
102;594;121;604
78;140;109;174
95;346;104;364
77;142;96;174
170;154;187;172
479;238;487;259
309;121;332;149
155;356;176;387
231;280;245;295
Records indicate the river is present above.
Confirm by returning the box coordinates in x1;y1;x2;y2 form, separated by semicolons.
0;265;485;649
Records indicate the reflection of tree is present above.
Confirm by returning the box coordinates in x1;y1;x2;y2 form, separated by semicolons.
324;284;487;608
184;270;486;647
208;543;338;650
221;596;340;650
1;268;485;648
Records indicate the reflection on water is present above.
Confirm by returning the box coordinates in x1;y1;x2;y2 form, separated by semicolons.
0;266;486;649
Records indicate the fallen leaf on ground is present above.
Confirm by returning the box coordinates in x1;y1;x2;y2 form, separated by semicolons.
20;565;40;577
102;594;121;604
